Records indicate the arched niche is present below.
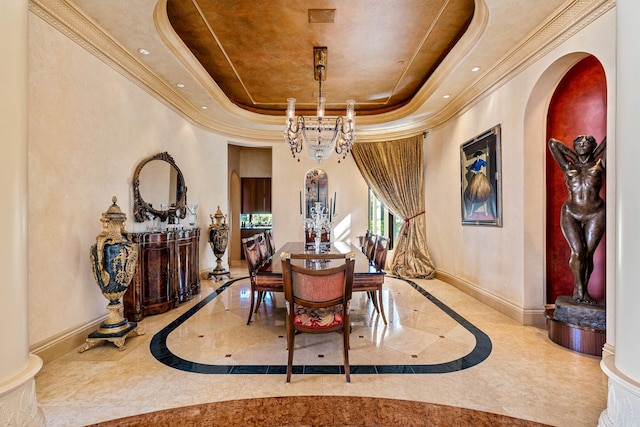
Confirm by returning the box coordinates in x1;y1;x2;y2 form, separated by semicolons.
523;52;591;325
545;55;607;303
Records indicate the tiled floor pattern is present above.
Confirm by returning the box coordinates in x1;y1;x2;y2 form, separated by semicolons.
35;268;607;426
150;276;491;375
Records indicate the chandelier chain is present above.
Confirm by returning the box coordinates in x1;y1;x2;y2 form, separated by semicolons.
284;47;355;163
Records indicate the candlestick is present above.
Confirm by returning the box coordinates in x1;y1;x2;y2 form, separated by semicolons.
333;192;336;214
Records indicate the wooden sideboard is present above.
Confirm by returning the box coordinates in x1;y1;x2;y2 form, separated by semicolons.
124;227;200;321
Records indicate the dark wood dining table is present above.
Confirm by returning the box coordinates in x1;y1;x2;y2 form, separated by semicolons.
256;241;384;288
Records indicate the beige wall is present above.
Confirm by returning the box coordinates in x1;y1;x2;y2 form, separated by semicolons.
27;14;227;346
424;7;616;325
239;147;272;177
270;143;369;249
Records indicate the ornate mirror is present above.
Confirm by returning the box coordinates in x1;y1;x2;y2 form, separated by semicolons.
133;152;187;222
304;168;328;217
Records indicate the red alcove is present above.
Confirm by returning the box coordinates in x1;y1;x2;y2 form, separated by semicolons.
545;55;607;304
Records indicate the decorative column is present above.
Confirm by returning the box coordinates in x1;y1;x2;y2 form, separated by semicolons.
0;1;46;425
599;1;640;425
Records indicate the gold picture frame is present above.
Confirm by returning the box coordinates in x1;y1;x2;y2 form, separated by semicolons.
460;125;502;226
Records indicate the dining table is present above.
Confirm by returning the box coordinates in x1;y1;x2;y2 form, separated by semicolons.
255;241;385;291
254;241;388;323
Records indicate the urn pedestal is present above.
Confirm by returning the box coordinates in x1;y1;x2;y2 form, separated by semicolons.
79;196;143;352
545;295;606;356
208;205;231;281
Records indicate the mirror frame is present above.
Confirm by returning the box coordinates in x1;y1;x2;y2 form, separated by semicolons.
133;152;187;222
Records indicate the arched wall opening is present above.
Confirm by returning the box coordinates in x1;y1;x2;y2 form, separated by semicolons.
229;169;242;262
522;52;593;325
545;55;607;304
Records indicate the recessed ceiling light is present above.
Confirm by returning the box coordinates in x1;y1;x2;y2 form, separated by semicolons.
443;95;451;99
138;48;150;55
201;106;208;110
176;83;185;88
471;66;481;72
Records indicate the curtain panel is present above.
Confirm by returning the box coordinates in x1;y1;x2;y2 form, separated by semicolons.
351;135;435;278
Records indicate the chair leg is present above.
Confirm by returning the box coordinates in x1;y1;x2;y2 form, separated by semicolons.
377;288;388;325
343;322;350;383
369;291;380;314
254;291;264;312
247;288;256;325
286;324;295;383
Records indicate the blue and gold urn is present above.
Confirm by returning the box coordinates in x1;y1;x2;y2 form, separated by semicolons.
79;196;142;352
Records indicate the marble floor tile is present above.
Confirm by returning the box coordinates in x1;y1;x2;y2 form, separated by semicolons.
36;267;607;426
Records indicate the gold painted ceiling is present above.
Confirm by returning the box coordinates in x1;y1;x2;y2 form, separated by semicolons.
166;0;474;117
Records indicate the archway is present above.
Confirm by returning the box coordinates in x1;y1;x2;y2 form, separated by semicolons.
545;55;607;304
229;170;242;263
522;52;594;325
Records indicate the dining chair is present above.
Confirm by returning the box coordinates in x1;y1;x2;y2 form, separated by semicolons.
281;251;356;383
242;235;282;325
353;234;388;325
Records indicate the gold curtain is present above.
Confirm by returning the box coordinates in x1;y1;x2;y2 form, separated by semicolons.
351;135;435;278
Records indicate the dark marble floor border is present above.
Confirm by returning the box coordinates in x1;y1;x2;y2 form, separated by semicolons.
150;276;492;374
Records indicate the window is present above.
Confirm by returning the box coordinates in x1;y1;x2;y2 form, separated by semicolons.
368;189;401;249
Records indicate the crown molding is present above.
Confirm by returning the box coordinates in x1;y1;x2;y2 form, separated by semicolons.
426;0;616;129
29;0;615;143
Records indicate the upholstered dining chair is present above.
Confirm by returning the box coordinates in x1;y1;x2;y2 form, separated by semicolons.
353;234;388;325
281;251;356;383
242;235;282;325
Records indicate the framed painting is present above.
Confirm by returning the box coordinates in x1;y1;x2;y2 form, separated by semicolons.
460;125;502;226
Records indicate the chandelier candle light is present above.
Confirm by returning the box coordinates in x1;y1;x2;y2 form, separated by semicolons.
285;47;356;163
303;202;330;252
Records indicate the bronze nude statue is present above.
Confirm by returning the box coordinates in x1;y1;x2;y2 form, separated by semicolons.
548;135;606;305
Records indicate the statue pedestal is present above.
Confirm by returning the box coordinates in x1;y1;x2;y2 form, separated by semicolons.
545;295;606;356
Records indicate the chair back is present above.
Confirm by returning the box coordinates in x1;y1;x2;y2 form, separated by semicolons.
255;232;270;263
362;230;371;255
241;235;261;275
304;227;330;244
282;252;355;310
366;233;377;262
264;229;276;256
373;235;389;271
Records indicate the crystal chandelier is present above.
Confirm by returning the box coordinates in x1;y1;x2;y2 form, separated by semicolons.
284;47;356;163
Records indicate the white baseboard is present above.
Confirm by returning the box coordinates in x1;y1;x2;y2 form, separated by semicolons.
435;269;547;327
